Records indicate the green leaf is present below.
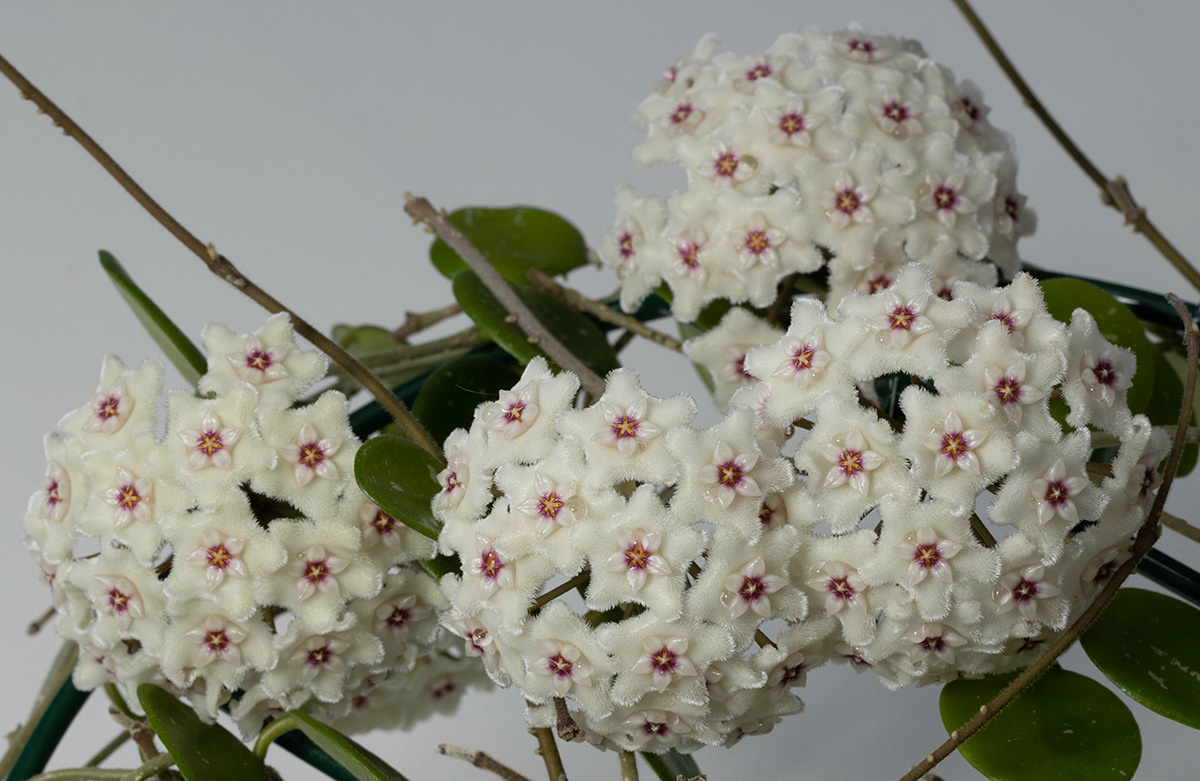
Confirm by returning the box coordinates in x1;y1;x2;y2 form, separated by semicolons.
354;434;443;540
641;748;702;781
288;710;410;781
137;683;272;781
331;324;432;391
1040;277;1156;416
99;251;207;386
1082;587;1200;729
412;353;522;444
429;206;587;283
1148;349;1197;475
939;668;1141;781
452;270;619;377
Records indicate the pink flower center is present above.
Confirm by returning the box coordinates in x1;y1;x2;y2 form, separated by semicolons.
940;431;970;461
732;354;753;382
196;429;224;458
611;414;640;440
826;576;857;602
835;188;862;216
887;304;919;331
988;311;1018;333
714;151;740;178
958;97;981;123
669;102;694;125
649;646;679;675
757;501;777;528
933;186;958;211
617;232;635;258
743;229;771;255
116;484;143;511
304;559;332;586
717;460;747;489
204;630;230;654
547;653;573;679
836;448;865;477
1044;480;1070;507
1005;195;1020;222
790;343;816;372
385;606;411;631
866;274;893;294
1091;359;1117;386
624;540;654;572
442;471;463;494
676;240;701;269
779;661;806;687
502;401;527;423
913;543;942;570
738;575;767;602
106;588;131;614
307;646;335;669
1011;577;1041;603
883;101;908;123
537;492;565;520
643;720;670;737
206;544;234;571
746;62;772;81
95;395;121;421
479;547;505;581
992;376;1023;405
245;349;273;371
298;441;327;469
920;635;947;653
848;38;875;54
45;480;64;507
371;509;398;537
778;112;806;136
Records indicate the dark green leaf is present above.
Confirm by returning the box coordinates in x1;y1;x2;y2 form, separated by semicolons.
99;251;207;386
412;353;522;444
6;677;90;781
331;324;435;391
1148;349;1196;475
939;668;1140;780
641;748;702;781
137;683;271;781
354;434;443;540
1040;277;1156;416
288;709;410;781
1083;587;1200;729
429;206;587;283
452;270;618;377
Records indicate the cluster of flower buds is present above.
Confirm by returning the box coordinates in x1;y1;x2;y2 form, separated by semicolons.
601;27;1036;322
23;315;481;735
434;266;1165;753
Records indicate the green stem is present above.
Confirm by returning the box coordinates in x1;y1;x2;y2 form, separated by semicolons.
103;684;138;723
85;732;132;768
253;713;299;759
27;753;175;781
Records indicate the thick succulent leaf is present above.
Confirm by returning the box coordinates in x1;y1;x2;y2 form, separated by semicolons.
136;683;271;781
354;434;442;540
452;270;618;377
641;749;702;781
1082;587;1200;729
288;709;410;781
1040;277;1155;416
412;353;522;445
429;206;587;282
939;667;1141;780
99;251;207;386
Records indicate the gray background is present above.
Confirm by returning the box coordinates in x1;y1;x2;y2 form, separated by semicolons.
2;3;1198;779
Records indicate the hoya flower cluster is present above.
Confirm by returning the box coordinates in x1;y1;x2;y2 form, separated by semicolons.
23;314;479;735
601;27;1036;322
434;266;1164;754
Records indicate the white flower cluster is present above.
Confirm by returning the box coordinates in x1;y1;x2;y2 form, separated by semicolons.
434;268;1165;753
601;27;1036;322
23;314;475;735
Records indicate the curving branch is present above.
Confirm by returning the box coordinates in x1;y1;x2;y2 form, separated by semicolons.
899;293;1200;780
403;194;606;398
0;52;444;464
950;0;1200;294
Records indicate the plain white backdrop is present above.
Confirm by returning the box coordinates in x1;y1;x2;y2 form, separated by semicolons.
2;3;1199;779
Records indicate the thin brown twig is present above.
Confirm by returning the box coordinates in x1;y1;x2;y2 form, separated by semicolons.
404;194;606;398
1161;511;1200;544
437;744;533;781
392;302;462;340
531;571;591;613
26;605;56;635
526;269;683;353
0;52;444;464
528;727;569;781
899;293;1199;780
951;0;1200;294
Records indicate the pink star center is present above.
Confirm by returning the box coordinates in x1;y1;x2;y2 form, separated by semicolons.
45;481;63;506
623;541;653;571
617;232;635;258
611;414;640;440
837;448;864;477
993;376;1022;405
1092;359;1117;386
835;188;862;216
443;471;463;493
848;38;875;54
914;543;942;569
116;484;142;510
299;441;326;468
888;304;918;331
371;510;398;536
479;548;504;581
1011;577;1040;603
677;241;701;269
1044;480;1070;507
717;460;746;489
307;647;334;669
206;544;234;571
743;229;771;255
883;101;908;122
650;647;678;674
714;151;740;177
197;430;224;458
537;492;564;520
670;103;693;125
791;344;816;371
746;63;772;81
106;588;130;614
933;186;958;210
779;112;806;136
204;630;230;654
502;401;526;423
386;606;411;630
827;576;857;602
304;560;331;585
96;395;121;421
245;349;272;371
547;653;573;678
739;576;766;602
